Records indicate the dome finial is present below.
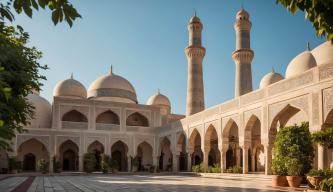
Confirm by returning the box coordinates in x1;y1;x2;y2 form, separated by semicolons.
70;73;73;79
109;65;113;75
271;67;275;73
157;88;160;94
306;42;311;51
194;9;197;17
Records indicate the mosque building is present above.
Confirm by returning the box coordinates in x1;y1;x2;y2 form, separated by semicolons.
1;8;333;174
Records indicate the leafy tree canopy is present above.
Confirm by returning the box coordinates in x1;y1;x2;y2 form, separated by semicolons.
0;0;81;27
277;0;333;42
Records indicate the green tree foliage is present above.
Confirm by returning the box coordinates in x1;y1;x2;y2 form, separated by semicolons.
84;153;96;173
0;22;47;151
0;0;81;27
312;127;333;148
272;122;314;176
277;0;333;42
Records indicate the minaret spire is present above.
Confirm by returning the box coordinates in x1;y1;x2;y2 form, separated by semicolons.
70;73;73;79
306;42;311;51
232;8;254;97
109;65;113;75
185;14;205;116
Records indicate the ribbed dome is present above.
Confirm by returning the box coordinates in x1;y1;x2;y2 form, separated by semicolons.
53;74;87;98
147;90;171;107
88;67;137;103
27;92;52;128
259;69;284;89
285;49;317;78
236;8;249;19
311;41;333;66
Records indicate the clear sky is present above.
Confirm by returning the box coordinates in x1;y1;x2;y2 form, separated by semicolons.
14;0;325;115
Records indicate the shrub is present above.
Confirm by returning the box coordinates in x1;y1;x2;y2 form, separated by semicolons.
110;159;119;172
101;154;110;173
312;127;333;148
319;177;333;192
272;122;314;176
84;153;96;173
8;156;17;171
52;156;61;173
192;163;204;173
208;164;221;173
149;165;155;173
37;159;49;173
226;166;242;173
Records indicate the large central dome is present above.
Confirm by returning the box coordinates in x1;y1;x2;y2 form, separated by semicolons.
88;67;137;103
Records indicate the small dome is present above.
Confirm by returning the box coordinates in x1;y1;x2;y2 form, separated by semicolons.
189;16;201;23
236;8;249;19
311;41;333;66
285;49;317;78
259;69;284;89
27;92;52;128
53;74;87;98
147;90;171;107
88;67;137;103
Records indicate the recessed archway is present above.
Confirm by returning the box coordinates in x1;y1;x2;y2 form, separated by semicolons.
205;125;220;167
137;141;153;171
126;112;149;127
322;109;333;169
177;133;187;171
59;140;79;171
223;119;240;169
111;140;128;171
87;141;104;171
159;137;172;171
62;110;88;122
189;129;203;166
17;138;49;172
96;110;120;124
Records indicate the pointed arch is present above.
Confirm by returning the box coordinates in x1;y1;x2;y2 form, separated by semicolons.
111;140;129;171
205;125;220;166
177;132;187;171
159;137;172;171
222;119;239;144
62;110;88;122
96;110;120;124
137;141;153;171
59;140;79;171
126;112;149;127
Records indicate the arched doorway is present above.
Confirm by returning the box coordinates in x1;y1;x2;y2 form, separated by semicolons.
205;125;220;167
244;115;264;172
23;153;36;171
223;119;240;169
177;133;187;171
59;140;79;171
189;129;203;167
111;141;128;171
159;137;172;171
87;141;104;171
137;141;153;171
322;109;333;169
17;138;48;172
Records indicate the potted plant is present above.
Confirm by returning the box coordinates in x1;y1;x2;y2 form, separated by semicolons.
84;153;97;173
52;156;61;173
110;159;119;173
272;156;288;187
312;127;333;148
307;169;326;190
319;177;333;192
285;157;303;188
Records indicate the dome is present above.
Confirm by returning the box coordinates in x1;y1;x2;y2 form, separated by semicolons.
88;67;137;103
236;8;249;19
53;74;87;98
311;41;333;66
285;49;317;78
259;69;284;89
147;90;171;107
27;92;52;128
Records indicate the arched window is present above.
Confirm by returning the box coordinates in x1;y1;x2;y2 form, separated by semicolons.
126;112;149;127
96;110;119;124
62;110;88;122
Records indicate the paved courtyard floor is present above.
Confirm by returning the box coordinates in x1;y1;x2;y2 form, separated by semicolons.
0;174;296;192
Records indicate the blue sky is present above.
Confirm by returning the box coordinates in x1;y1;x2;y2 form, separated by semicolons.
14;0;324;114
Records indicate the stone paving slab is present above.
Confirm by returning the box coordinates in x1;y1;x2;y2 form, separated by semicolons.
0;177;27;192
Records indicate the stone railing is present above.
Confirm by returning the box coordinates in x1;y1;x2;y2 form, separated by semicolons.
62;121;88;130
96;123;120;131
126;126;155;133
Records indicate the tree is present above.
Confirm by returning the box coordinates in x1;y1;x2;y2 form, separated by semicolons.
0;0;80;151
0;0;81;27
277;0;333;42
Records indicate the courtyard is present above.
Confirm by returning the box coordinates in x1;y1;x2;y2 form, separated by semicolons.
0;174;296;192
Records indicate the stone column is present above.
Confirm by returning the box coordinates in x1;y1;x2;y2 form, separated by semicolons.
251;154;255;172
242;147;249;174
79;155;84;172
187;153;192;171
203;149;209;172
153;155;159;171
220;149;226;172
49;154;54;173
318;145;325;169
127;156;132;172
172;154;178;173
264;145;272;175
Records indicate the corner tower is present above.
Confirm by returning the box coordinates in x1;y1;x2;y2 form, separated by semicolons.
185;13;206;116
232;8;254;97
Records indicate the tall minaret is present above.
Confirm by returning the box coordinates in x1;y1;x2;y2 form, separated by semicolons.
232;8;254;97
185;13;206;116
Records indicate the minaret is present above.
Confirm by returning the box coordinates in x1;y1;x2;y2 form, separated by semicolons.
185;13;206;116
232;8;254;97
